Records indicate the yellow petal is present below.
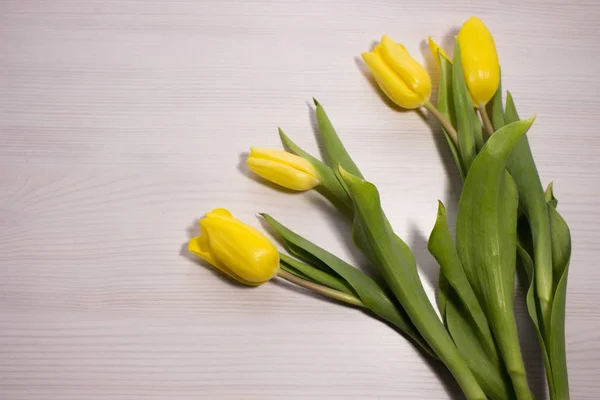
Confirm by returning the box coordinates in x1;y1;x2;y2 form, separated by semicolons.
457;16;500;106
189;238;261;285
247;157;320;191
428;37;450;67
361;51;424;109
201;216;279;284
248;148;317;176
379;35;431;101
206;208;233;219
188;235;216;265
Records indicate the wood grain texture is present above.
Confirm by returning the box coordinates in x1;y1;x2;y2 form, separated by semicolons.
1;0;599;398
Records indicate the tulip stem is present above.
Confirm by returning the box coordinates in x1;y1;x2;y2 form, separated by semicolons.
478;105;495;136
277;269;365;307
423;102;458;146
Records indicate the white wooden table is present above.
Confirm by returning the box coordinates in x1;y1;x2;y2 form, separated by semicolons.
1;1;599;398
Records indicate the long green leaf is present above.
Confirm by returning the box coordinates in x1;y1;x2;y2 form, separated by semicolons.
313;99;363;178
438;272;449;321
431;202;511;399
443;283;514;400
503;88;567;398
505;92;519;124
545;182;558;209
505;92;554;322
517;244;555;398
428;201;495;354
279;253;354;295
452;42;477;172
437;54;465;179
338;168;486;400
456;117;536;399
548;206;571;399
262;213;433;356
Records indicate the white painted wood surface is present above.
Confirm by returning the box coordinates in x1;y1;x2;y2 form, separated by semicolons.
1;1;599;398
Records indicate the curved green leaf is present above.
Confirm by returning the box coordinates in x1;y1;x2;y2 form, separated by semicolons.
279;253;354;295
505;92;554;322
428;201;495;354
438;272;449;321
437;54;465;179
505;92;519;124
443;284;514;400
313;99;363;178
456;117;536;399
548;206;571;399
452;42;478;172
432;201;510;399
518;244;555;398
338;168;486;400
262;213;433;356
545;182;558;209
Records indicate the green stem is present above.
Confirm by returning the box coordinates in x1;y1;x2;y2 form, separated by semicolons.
477;104;494;136
424;101;458;145
479;104;495;136
277;269;365;307
495;313;534;399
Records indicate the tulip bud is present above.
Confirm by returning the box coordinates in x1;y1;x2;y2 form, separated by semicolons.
457;16;500;106
427;37;450;67
188;208;280;285
361;35;432;109
247;147;320;191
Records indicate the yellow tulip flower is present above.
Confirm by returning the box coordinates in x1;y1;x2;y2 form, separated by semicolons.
457;16;500;106
247;147;320;191
188;208;280;285
361;35;432;109
427;37;450;67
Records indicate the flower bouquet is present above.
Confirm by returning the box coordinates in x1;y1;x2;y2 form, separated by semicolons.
186;17;571;400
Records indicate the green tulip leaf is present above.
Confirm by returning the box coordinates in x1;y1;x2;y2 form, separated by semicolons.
437;54;457;128
452;42;478;172
548;205;571;400
262;213;433;356
505;92;554;324
437;54;465;179
505;91;519;124
313;99;363;178
338;168;486;399
507;91;570;399
430;201;512;399
279;252;354;295
456;116;536;399
545;182;558;209
428;201;495;354
443;283;513;400
517;244;555;398
438;271;449;322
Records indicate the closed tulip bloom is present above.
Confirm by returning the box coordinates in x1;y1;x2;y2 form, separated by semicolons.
457;16;500;106
427;37;450;67
247;147;320;191
188;208;279;285
361;35;432;109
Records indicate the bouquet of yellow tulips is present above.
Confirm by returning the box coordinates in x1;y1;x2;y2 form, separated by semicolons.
187;16;571;400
